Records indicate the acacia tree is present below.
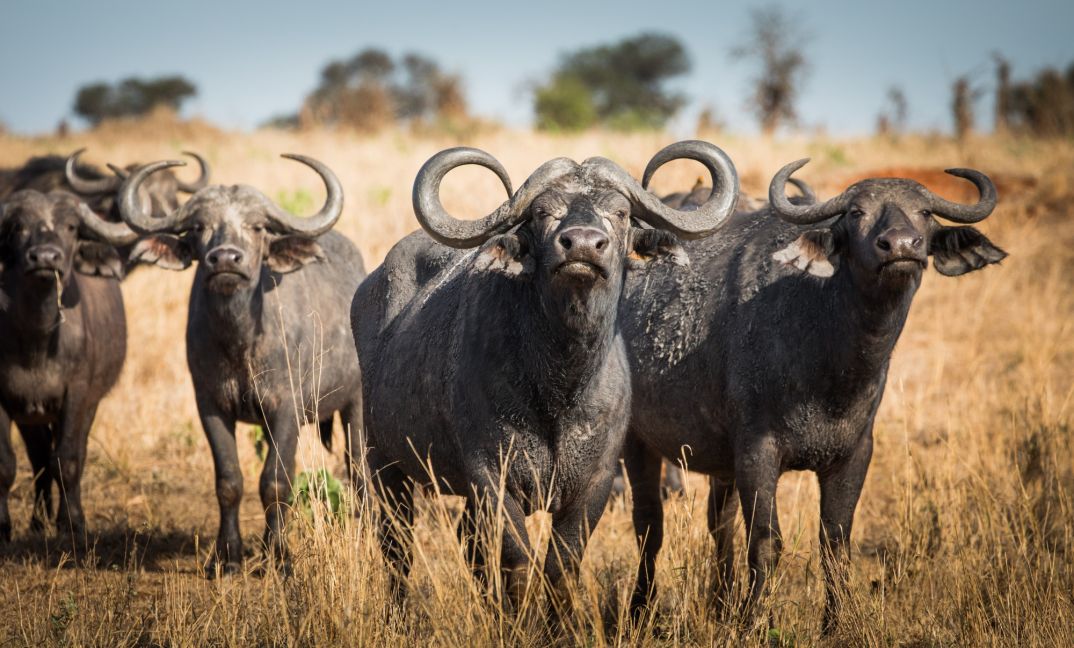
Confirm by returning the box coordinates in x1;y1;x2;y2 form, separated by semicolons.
534;33;690;131
876;86;909;137
301;48;467;131
73;76;197;126
731;6;809;135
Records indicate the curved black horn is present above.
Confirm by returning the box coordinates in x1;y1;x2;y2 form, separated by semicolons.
580;140;739;240
769;159;849;224
76;203;138;245
412;147;577;248
118;160;189;233
261;154;344;237
65;149;121;195
177;151;211;193
925;168;997;223
788;177;816;203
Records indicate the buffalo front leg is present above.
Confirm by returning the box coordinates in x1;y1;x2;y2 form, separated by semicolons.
0;409;13;542
544;470;615;620
817;430;872;635
17;424;53;532
341;402;366;509
707;474;738;614
197;397;243;576
735;436;782;627
624;436;664;619
260;414;299;567
53;400;95;545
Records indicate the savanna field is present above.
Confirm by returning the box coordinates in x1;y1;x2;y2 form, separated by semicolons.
0;118;1072;646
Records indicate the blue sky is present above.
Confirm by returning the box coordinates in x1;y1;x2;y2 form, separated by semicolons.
2;0;1072;135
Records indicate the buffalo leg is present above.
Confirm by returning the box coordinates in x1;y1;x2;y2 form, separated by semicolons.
707;474;738;614
197;397;243;575
624;436;664;618
341;402;365;506
735;436;782;625
17;424;53;532
545;469;615;618
260;414;299;565
0;409;13;542
817;430;872;635
372;461;414;601
53;400;94;543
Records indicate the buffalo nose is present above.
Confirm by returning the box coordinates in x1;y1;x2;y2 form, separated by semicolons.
206;246;244;267
875;229;923;255
558;227;608;254
26;245;63;266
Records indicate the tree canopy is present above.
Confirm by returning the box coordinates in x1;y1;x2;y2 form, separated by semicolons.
73;76;197;126
534;33;690;132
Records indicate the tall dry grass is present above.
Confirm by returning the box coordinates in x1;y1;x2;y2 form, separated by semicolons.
0;124;1071;646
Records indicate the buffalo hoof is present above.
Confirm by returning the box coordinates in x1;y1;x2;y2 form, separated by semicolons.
205;560;242;579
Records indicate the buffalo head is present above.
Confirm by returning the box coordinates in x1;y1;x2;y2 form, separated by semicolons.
0;190;137;281
65;148;210;220
769;159;1005;290
117;155;342;294
412;141;739;302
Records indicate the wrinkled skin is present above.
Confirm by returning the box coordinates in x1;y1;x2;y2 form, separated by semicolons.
620;178;1006;631
0;191;127;544
130;185;366;574
352;173;690;611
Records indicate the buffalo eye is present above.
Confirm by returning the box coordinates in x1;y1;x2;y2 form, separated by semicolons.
67;223;77;232
849;207;865;219
192;222;206;233
920;209;932;217
251;223;265;233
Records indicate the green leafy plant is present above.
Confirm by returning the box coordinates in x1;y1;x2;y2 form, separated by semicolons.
290;468;344;523
275;189;314;215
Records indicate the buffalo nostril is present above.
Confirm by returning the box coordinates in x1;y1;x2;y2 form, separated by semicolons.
911;236;923;248
876;239;891;252
559;234;573;250
594;236;607;250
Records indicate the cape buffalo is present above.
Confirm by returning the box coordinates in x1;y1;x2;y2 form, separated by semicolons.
351;141;739;610
620;159;1004;631
0;149;210;221
0;189;138;542
117;155;365;574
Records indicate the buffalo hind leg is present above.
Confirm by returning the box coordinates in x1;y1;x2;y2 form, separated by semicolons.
735;436;782;630
341;403;365;509
260;415;299;571
371;461;415;602
0;410;13;542
197;397;243;576
18;424;53;532
707;474;738;615
818;430;872;635
624;437;665;620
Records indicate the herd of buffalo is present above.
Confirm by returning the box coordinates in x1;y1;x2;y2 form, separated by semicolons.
0;140;1005;632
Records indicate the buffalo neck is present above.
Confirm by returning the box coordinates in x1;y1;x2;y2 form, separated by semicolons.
825;268;918;383
521;271;623;408
192;268;264;352
1;269;73;346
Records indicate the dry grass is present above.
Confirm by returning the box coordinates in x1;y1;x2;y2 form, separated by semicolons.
0;124;1072;647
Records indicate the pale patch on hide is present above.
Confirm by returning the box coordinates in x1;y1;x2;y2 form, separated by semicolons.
772;233;837;278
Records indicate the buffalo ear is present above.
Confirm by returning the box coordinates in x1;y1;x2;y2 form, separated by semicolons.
929;226;1007;276
772;228;839;278
129;234;193;271
266;236;325;274
74;241;125;279
475;233;533;278
628;228;689;270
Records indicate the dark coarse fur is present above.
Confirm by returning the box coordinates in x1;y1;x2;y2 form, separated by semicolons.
620;179;1007;630
0;190;127;543
352;170;692;607
128;184;365;574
